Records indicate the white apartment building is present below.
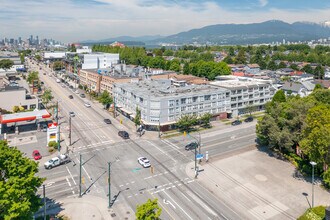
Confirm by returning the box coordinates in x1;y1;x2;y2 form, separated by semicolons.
81;53;119;69
113;79;230;131
210;80;276;116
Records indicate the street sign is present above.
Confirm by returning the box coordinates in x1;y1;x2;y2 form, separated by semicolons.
196;154;204;160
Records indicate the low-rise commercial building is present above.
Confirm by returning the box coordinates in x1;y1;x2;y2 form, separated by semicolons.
0;86;38;111
113;79;230;130
81;53;119;69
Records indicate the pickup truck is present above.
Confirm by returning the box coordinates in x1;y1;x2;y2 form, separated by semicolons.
44;154;71;169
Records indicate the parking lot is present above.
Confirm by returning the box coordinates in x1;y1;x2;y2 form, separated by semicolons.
189;147;330;219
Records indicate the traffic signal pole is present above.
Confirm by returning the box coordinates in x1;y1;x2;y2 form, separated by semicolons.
79;154;82;197
108;162;111;208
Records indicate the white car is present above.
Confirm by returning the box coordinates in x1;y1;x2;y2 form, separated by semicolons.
84;102;91;108
75;90;79;94
138;157;151;168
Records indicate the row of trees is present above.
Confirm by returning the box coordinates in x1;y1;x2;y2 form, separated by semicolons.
176;113;212;132
0;59;14;70
257;88;330;185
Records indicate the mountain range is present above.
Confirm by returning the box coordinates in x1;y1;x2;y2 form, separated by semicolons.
81;20;330;46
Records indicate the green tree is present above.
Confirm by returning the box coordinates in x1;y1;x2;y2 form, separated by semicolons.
27;71;39;84
98;90;113;109
136;198;162;220
302;64;314;74
176;115;198;132
169;60;181;72
228;47;235;56
271;90;286;103
278;61;287;69
199;113;212;128
34;54;41;61
314;65;325;79
183;62;190;74
0;141;44;219
53;61;64;71
0;59;14;70
12;106;20;113
267;60;277;71
235;49;246;64
69;44;76;52
223;55;233;64
299;105;330;166
134;107;141;128
313;84;323;91
41;89;54;107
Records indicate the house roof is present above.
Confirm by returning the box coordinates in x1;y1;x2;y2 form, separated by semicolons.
232;72;245;77
247;64;260;68
281;82;303;93
314;80;330;89
301;81;315;91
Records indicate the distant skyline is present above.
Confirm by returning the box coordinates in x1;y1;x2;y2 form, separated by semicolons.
1;0;330;43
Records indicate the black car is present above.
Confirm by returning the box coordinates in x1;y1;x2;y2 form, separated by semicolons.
104;119;112;124
68;95;73;99
118;131;129;139
185;142;198;151
244;116;254;123
231;120;242;126
80;94;86;98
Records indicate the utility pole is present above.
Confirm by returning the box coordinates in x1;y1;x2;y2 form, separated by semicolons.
55;101;60;153
108;162;111;208
158;112;161;138
113;97;116;118
69;115;72;147
194;144;198;178
43;184;46;220
79;154;82;197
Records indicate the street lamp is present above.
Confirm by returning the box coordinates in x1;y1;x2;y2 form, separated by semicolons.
310;161;317;208
188;133;202;178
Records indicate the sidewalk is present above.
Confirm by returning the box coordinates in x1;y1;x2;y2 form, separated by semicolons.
42;194;135;220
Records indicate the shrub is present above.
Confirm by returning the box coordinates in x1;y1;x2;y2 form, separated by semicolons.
297;206;325;220
48;141;57;148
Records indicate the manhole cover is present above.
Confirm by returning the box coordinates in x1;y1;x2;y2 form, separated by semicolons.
111;213;116;217
126;211;130;214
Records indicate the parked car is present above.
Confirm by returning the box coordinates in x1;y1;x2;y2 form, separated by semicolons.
244;116;254;123
84;102;91;108
138;157;151;168
80;94;86;98
32;150;42;160
104;119;112;124
185;142;198;151
69;85;74;89
75;90;80;94
68;95;73;99
56;79;61;83
41;124;47;132
231;120;242;126
118;131;129;139
44;154;71;169
69;111;75;117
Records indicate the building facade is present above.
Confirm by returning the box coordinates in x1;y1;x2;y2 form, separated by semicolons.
0;86;38;111
113;79;230;130
81;53;119;69
210;80;276;116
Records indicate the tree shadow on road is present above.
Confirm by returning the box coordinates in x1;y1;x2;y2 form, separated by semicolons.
34;197;64;220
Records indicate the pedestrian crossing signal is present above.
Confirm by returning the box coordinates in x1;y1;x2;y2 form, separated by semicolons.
82;177;85;184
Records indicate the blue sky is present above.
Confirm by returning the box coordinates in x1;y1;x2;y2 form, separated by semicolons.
1;0;329;42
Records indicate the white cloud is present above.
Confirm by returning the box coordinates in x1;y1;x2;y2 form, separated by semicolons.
259;0;268;7
0;0;329;42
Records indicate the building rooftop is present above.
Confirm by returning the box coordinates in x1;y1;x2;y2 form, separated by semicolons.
0;86;25;92
210;80;269;90
82;67;140;79
116;79;228;99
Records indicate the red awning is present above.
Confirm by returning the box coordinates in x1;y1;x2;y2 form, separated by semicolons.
0;109;51;124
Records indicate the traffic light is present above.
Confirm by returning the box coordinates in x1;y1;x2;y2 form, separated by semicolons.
184;131;186;137
120;120;123;124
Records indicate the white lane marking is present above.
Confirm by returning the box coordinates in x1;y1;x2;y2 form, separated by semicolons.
128;195;132;198
66;177;72;187
81;165;96;188
162;139;180;149
171;186;176;188
177;184;182;186
180;192;192;202
163;199;176;209
163;191;193;220
119;184;124;187
187;180;195;184
144;176;152;180
66;166;77;185
131;181;135;184
145;140;176;163
166;187;171;190
186;191;218;217
72;190;75;194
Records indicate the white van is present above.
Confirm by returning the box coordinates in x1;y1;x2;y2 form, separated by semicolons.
56;79;61;83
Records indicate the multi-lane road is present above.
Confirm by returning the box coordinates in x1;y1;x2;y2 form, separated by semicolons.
30;60;257;219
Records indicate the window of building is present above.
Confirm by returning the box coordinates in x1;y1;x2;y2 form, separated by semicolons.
169;100;175;107
204;95;211;101
181;98;186;104
192;96;198;103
